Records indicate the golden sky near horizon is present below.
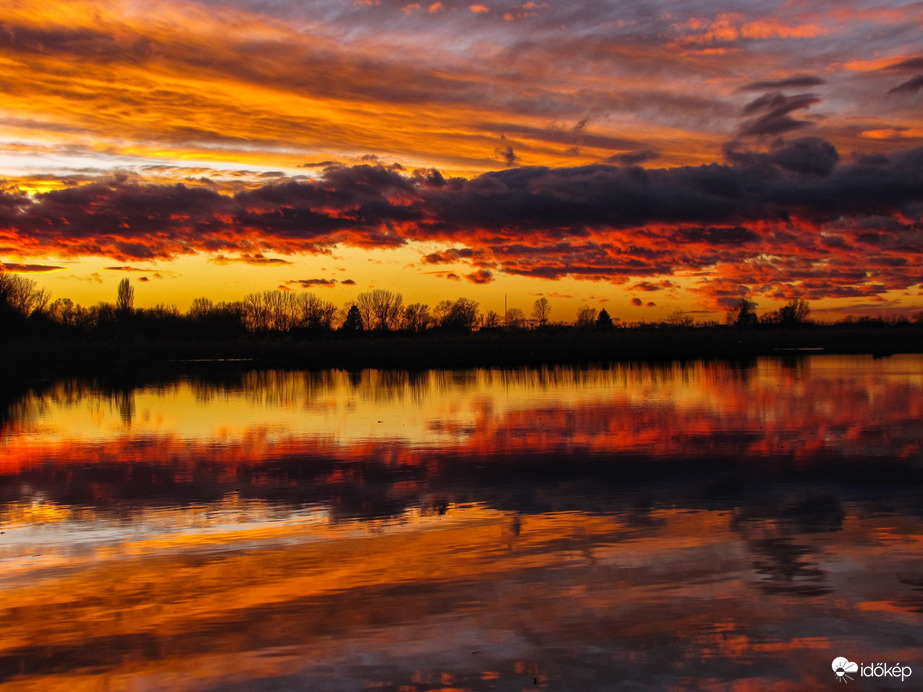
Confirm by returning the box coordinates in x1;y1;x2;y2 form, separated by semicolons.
1;0;923;320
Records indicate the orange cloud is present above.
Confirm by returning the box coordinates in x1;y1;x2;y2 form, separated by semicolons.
2;141;923;310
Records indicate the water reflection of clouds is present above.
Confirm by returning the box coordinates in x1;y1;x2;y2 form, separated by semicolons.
1;356;922;689
8;357;923;458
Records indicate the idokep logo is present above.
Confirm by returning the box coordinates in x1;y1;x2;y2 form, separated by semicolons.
832;658;858;683
832;657;913;684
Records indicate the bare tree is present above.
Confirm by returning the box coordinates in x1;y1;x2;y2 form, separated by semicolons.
576;306;597;328
402;303;433;332
0;273;49;316
32;287;51;315
188;297;214;321
116;278;135;315
532;297;551;326
49;298;77;326
505;307;526;328
356;289;404;331
295;292;338;330
242;292;270;331
432;299;453;326
483;310;503;328
666;310;694;327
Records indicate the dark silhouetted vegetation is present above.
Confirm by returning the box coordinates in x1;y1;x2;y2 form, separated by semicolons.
728;297;759;327
532;297;550;326
340;304;364;334
1;272;922;381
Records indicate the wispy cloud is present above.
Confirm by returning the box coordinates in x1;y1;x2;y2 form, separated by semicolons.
0;262;64;272
284;278;339;288
1;0;922;314
210;254;294;265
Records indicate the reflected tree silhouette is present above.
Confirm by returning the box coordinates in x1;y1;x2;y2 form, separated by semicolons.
114;389;135;426
750;536;832;597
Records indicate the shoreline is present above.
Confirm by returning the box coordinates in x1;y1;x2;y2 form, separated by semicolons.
2;324;921;386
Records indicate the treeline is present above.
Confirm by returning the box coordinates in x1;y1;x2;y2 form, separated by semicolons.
2;273;922;342
0;277;612;340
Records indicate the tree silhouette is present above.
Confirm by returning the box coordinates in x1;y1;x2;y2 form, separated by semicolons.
437;298;480;332
241;290;294;331
48;298;77;327
779;298;810;326
504;307;526;328
189;297;214;321
340;304;364;334
402;303;433;332
596;308;614;330
432;299;453;327
116;278;135;316
295;292;337;331
0;273;50;318
532;297;551;326
483;310;502;329
666;310;694;327
356;289;404;330
728;298;758;327
576;306;597;328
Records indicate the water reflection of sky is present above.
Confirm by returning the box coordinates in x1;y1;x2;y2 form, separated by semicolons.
5;356;923;461
0;355;921;690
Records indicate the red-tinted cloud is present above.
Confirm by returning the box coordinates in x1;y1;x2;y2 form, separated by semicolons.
465;269;494;284
2;141;923;308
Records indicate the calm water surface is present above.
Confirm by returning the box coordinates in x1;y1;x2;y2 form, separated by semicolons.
1;355;921;690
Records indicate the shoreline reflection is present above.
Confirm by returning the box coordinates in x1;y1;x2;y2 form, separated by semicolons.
0;355;921;690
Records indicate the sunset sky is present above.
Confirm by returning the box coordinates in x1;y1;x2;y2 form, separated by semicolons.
1;0;922;321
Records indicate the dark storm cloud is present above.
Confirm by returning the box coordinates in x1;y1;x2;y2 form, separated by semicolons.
672;227;760;245
4;141;923;302
6;146;923;243
605;150;661;166
723;137;840;176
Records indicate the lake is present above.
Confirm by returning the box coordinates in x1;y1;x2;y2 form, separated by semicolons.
0;355;921;690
